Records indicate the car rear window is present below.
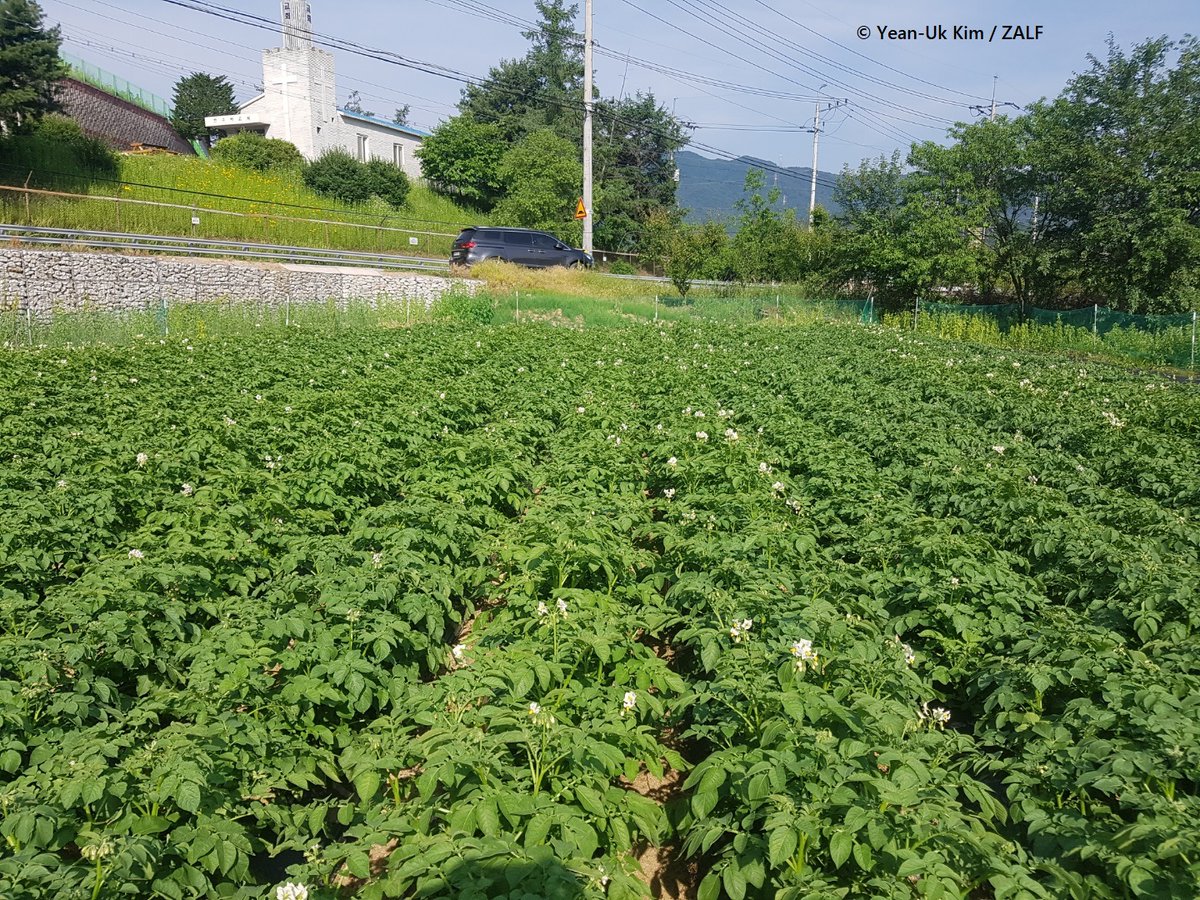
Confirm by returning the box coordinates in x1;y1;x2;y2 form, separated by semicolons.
454;229;476;246
503;232;533;246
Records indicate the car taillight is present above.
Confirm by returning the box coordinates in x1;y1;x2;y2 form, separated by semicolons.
459;240;476;250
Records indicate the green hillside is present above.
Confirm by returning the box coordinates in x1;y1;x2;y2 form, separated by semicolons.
0;139;483;259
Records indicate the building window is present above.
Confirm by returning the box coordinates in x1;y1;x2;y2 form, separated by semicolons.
356;134;368;161
393;143;404;167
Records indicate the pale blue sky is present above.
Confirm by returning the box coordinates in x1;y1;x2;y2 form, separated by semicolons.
41;0;1197;173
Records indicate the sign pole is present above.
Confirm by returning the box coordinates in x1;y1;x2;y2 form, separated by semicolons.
582;0;594;255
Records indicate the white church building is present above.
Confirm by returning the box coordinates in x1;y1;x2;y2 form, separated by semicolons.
205;1;427;180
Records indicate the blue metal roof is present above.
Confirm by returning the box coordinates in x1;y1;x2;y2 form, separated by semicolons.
337;109;430;138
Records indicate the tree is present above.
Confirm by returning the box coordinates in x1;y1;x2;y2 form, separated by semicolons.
834;152;978;309
728;169;804;283
416;116;507;208
666;221;727;297
0;0;67;132
393;105;410;127
458;0;583;143
1026;36;1200;312
593;92;688;251
493;128;584;242
343;90;374;117
429;0;689;255
170;72;237;148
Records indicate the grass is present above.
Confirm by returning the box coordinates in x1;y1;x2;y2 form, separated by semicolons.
896;310;1198;371
0;148;483;259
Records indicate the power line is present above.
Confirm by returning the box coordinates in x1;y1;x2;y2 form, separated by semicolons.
746;0;992;103
147;0;847;196
60;0;454;127
609;0;918;146
660;0;954;134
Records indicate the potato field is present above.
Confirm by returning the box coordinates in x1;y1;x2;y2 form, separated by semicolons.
1;321;1198;899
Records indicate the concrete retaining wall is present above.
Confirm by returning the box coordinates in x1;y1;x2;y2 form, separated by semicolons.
0;248;477;320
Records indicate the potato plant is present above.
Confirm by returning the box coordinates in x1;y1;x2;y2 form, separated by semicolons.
1;322;1198;898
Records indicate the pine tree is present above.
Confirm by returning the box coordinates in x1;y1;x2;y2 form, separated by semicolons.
170;72;237;148
0;0;67;132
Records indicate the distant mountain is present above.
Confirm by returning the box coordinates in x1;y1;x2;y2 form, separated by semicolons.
675;150;841;225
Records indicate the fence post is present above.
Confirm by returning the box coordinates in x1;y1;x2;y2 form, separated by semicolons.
913;297;919;331
162;296;168;337
1191;310;1196;371
654;294;658;321
285;297;291;328
515;290;520;323
25;305;32;345
1093;304;1098;341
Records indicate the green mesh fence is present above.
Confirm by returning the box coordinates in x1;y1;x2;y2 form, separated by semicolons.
912;300;1198;369
60;53;173;118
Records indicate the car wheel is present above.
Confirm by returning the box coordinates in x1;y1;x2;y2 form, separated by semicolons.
568;260;584;269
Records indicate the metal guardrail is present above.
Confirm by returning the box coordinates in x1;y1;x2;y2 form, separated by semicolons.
0;224;741;287
0;225;453;274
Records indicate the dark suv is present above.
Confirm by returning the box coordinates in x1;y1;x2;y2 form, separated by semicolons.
450;227;593;269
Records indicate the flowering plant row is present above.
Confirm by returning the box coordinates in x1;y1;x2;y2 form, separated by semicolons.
1;320;1197;898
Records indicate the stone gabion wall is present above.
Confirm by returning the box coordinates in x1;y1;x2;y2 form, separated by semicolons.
0;248;478;321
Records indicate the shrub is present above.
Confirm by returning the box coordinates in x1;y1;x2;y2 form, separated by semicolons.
364;158;410;208
303;150;374;203
303;151;410;208
29;114;118;178
607;260;637;276
210;132;303;172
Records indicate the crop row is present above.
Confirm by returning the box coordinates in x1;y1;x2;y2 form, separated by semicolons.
1;321;1198;898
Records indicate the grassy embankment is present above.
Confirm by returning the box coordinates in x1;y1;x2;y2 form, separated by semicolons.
0;146;479;259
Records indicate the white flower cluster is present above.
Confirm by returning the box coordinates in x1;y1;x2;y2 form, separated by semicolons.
537;598;569;619
790;638;818;673
528;701;556;726
276;882;309;900
696;431;709;442
1102;411;1126;428
667;456;677;467
180;483;194;497
918;702;951;729
991;445;1006;455
621;690;637;717
663;488;676;500
80;838;115;862
729;617;753;642
724;428;739;442
128;549;144;560
136;452;149;468
893;635;916;666
451;644;467;662
759;462;772;474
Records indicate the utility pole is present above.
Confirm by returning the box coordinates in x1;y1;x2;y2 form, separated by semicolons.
582;0;594;256
990;75;997;121
808;92;824;227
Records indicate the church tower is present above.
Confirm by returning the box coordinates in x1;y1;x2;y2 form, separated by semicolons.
260;0;338;159
280;1;313;50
